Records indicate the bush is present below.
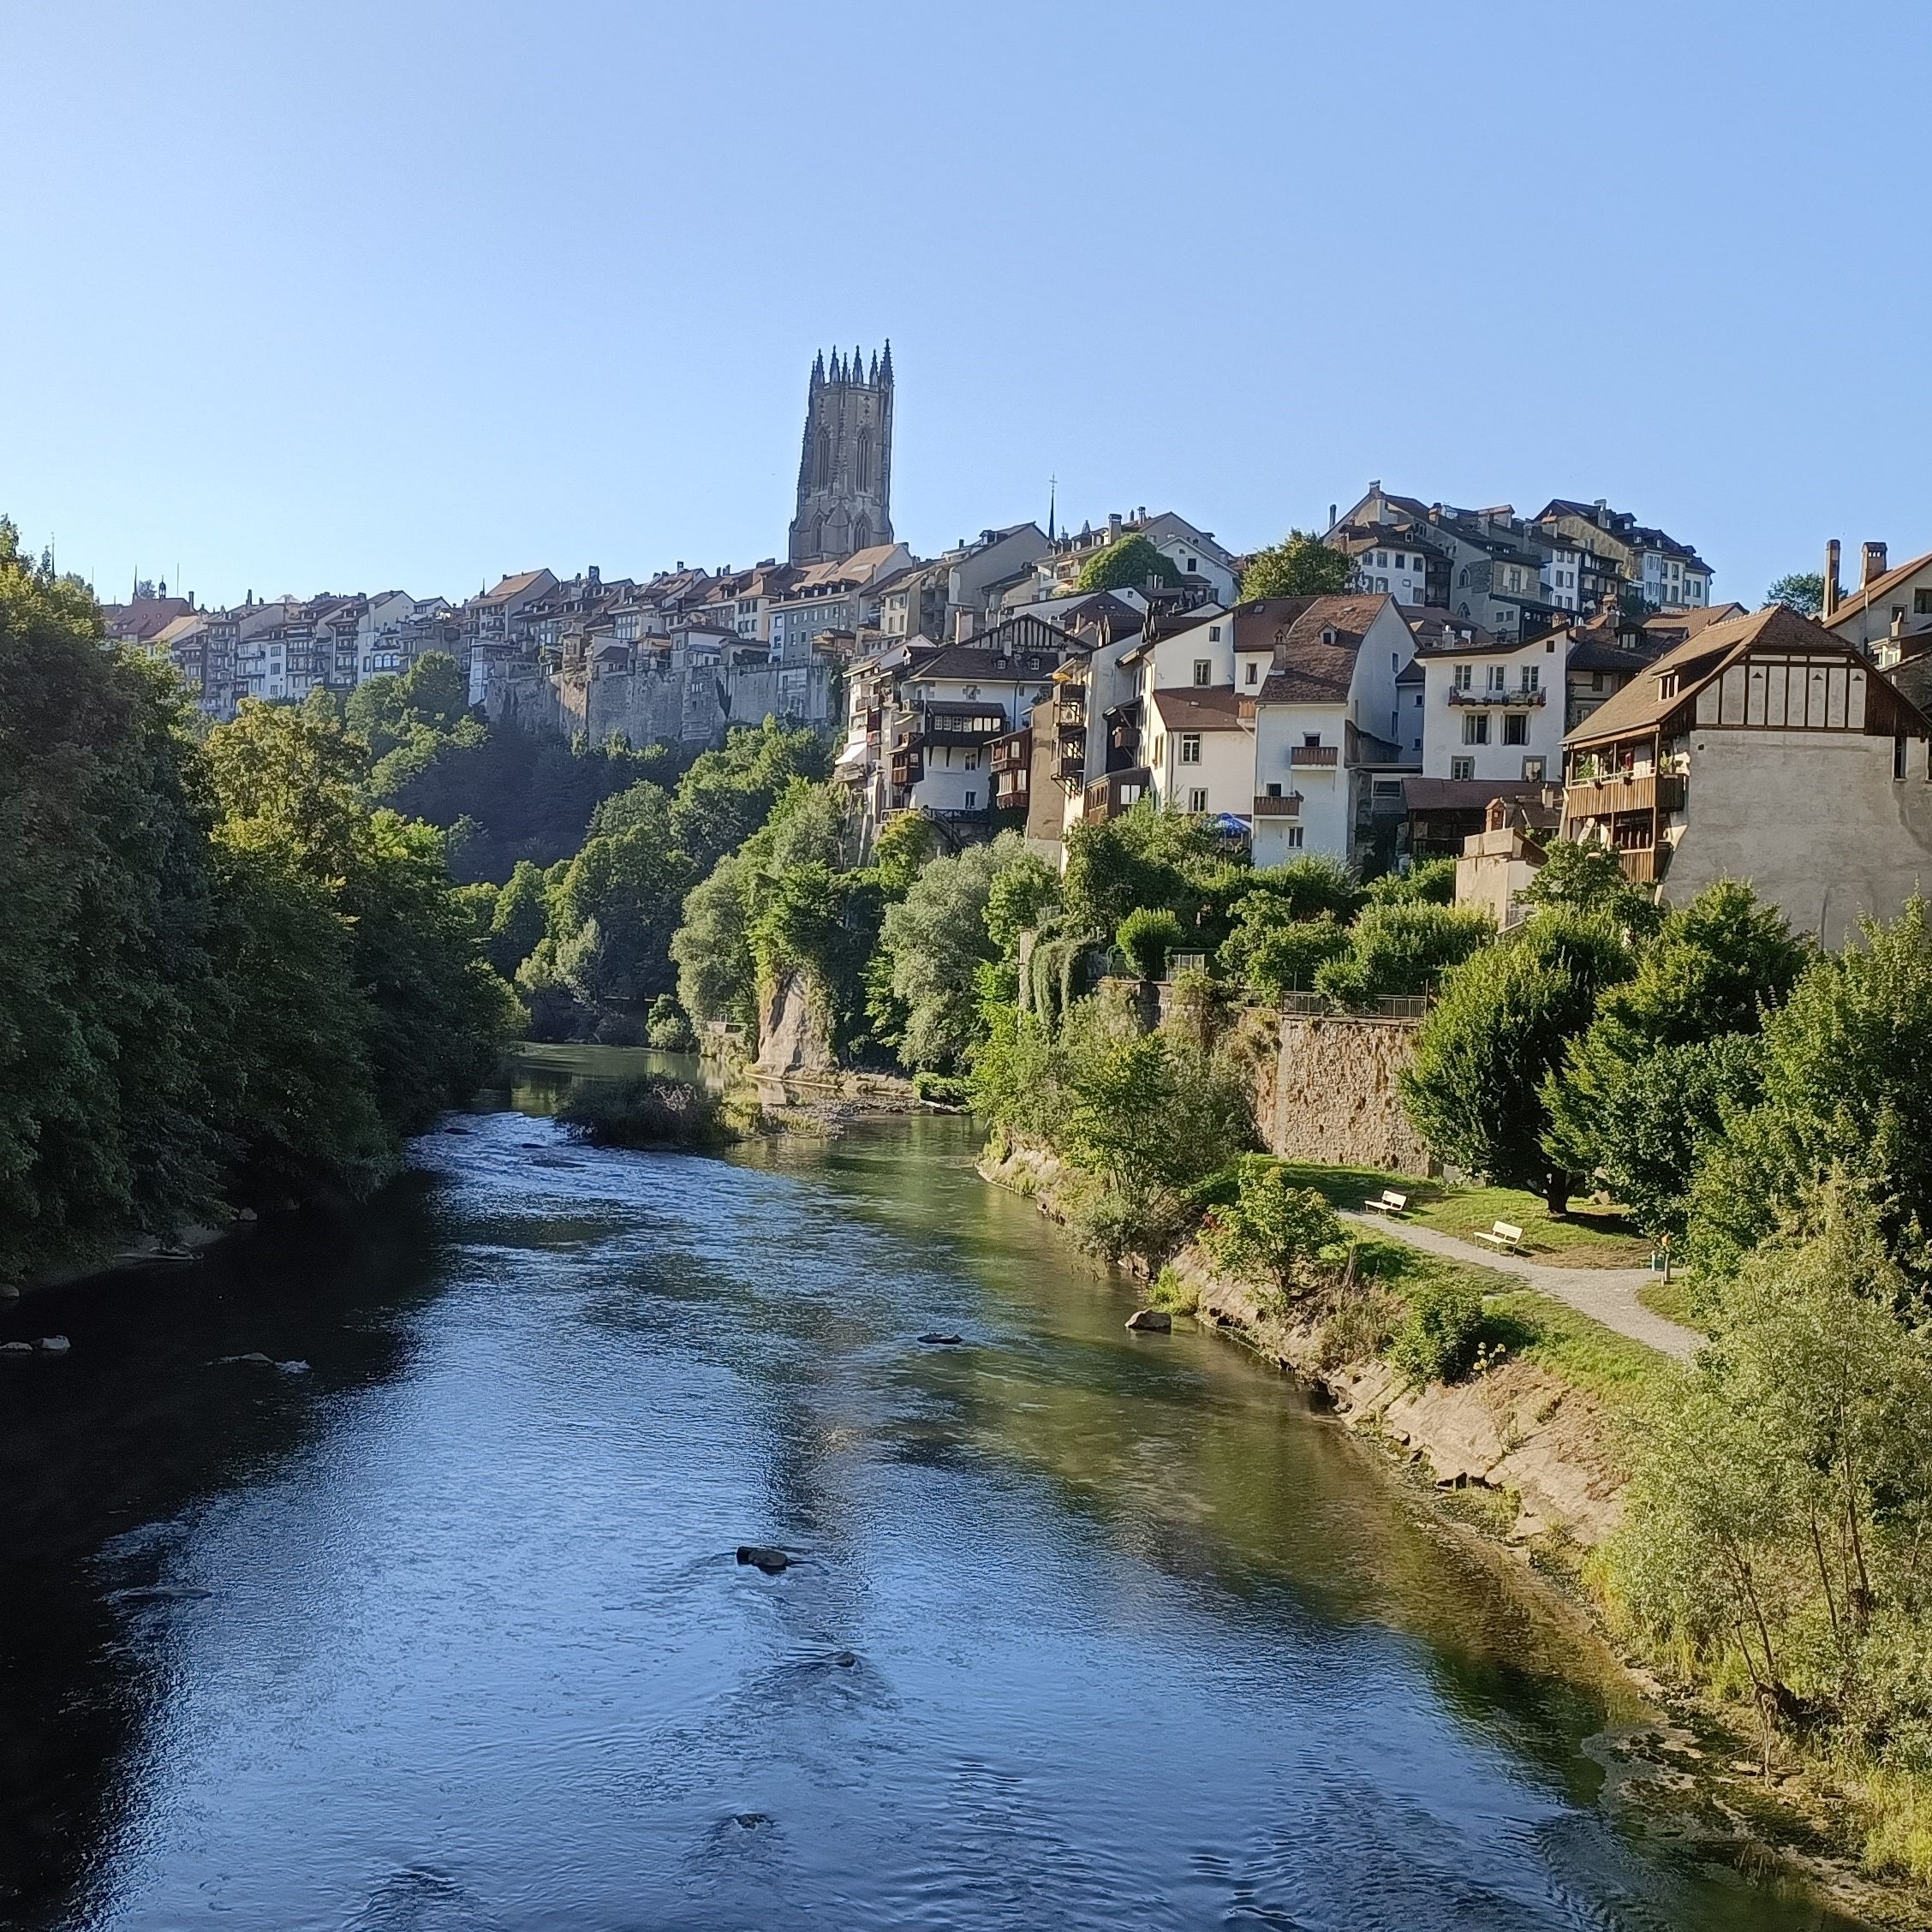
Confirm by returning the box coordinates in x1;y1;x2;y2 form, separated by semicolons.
1200;1156;1344;1303
646;993;697;1052
1116;906;1185;980
558;1076;733;1148
1241;916;1352;998
1388;1279;1488;1384
911;1070;969;1106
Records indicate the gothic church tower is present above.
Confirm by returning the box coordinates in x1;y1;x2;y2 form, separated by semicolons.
788;343;893;565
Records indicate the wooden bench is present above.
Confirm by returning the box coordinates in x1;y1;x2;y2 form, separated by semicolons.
1473;1219;1525;1255
1362;1190;1410;1219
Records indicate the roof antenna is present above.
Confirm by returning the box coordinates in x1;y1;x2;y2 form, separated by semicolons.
1047;474;1057;543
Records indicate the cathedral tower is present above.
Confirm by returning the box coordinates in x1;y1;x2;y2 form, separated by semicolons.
788;343;893;565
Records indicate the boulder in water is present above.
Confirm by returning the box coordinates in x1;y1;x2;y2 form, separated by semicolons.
216;1351;276;1368
917;1332;963;1346
1125;1308;1172;1333
39;1336;71;1354
0;1341;33;1357
735;1545;790;1574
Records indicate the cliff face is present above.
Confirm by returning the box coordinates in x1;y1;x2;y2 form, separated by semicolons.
755;969;835;1076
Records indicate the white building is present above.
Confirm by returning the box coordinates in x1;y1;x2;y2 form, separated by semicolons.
1416;623;1568;784
1243;594;1416;866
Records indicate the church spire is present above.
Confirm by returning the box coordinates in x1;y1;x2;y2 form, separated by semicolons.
811;349;825;388
880;338;892;385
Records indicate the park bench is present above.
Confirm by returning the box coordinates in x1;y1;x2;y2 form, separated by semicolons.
1473;1219;1525;1255
1362;1190;1410;1219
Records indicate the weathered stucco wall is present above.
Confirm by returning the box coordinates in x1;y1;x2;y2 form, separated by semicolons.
1668;730;1932;947
1256;1011;1432;1173
486;659;836;750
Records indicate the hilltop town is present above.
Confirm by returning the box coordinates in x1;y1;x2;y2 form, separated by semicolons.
101;346;1932;948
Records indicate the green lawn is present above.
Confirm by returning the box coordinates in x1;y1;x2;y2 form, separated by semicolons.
1270;1161;1655;1269
1638;1272;1702;1329
1350;1229;1664;1404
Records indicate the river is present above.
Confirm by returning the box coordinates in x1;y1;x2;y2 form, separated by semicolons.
0;1048;1871;1930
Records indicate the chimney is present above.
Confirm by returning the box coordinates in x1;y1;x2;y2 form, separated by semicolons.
1863;541;1888;588
1825;539;1842;618
1135;505;1146;523
1107;512;1123;540
1328;503;1338;529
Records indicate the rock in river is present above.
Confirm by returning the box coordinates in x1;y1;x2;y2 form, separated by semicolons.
39;1336;71;1354
736;1545;790;1574
917;1332;963;1346
1125;1308;1172;1333
0;1341;34;1358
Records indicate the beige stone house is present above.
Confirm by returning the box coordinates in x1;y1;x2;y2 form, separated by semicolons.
1559;604;1932;945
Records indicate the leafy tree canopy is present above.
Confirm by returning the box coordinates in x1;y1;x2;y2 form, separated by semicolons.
1076;533;1182;594
1239;531;1353;601
1768;572;1826;617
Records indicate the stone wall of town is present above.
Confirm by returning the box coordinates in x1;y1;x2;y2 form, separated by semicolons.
486;659;837;748
1253;1011;1433;1173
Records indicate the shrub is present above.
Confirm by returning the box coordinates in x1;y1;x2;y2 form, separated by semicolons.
1241;916;1352;998
558;1076;733;1148
1148;1262;1201;1315
1199;1156;1344;1303
1116;906;1186;980
1388;1279;1488;1384
1315;1284;1404;1368
646;993;697;1052
911;1070;969;1106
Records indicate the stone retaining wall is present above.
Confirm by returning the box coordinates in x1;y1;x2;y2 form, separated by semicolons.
1255;1010;1433;1174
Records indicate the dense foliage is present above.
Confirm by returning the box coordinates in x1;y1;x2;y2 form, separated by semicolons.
0;526;510;1285
1075;533;1182;593
1238;529;1355;601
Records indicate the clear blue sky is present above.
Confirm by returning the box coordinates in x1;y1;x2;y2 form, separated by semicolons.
7;0;1927;611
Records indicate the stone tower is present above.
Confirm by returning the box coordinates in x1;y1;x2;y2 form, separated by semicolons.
787;343;893;565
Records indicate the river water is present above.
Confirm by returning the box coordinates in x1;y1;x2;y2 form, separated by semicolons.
0;1049;1870;1930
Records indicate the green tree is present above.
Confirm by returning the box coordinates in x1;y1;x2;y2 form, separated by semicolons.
1768;573;1826;617
1076;533;1182;593
1115;905;1185;980
1686;897;1932;1290
1314;900;1493;1008
1062;801;1232;939
1521;838;1661;934
1544;881;1806;1234
1201;1156;1344;1303
1239;531;1354;601
875;832;1031;1071
667;717;831;874
485;859;552;981
1400;910;1634;1210
1364;856;1457;906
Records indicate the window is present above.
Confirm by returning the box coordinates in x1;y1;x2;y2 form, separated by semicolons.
1502;713;1528;745
1286;826;1304;849
1896;608;1911;628
1208;624;1222;641
1463;713;1489;745
1523;665;1540;693
1193;659;1213;685
1453;663;1472;691
964;789;977;808
1303;732;1321;747
1244;661;1258;686
1451;756;1474;780
1487;664;1507;692
1896;736;1909;781
1179;732;1202;764
1188;787;1208;813
963;750;979;771
1522;757;1545;780
1916;590;1932;617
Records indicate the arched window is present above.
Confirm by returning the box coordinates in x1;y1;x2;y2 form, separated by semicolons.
855;429;872;492
850;517;868;552
815;429;831;485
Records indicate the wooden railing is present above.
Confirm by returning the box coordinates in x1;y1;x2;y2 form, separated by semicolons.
1251;793;1302;817
1565;772;1685;816
1289;744;1339;769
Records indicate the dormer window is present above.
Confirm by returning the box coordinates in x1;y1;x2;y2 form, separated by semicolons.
1321;626;1338;645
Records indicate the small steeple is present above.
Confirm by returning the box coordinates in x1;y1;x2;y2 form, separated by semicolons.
880;338;892;385
811;349;825;388
852;346;862;386
868;349;879;384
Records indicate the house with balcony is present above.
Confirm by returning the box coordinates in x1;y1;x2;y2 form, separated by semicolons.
1238;594;1416;866
1145;687;1250;820
1559;603;1932;945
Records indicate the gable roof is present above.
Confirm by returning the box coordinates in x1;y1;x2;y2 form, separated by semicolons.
1152;685;1246;732
1231;593;1392;706
1824;548;1932;630
1563;603;1932;748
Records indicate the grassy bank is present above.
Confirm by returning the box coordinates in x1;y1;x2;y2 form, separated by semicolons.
1268;1161;1654;1267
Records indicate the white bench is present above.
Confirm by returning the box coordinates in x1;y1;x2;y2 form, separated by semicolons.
1473;1219;1525;1255
1362;1190;1410;1219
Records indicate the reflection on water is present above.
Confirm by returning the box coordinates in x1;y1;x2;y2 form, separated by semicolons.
0;1052;1865;1929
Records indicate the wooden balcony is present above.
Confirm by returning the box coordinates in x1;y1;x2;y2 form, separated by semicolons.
1252;792;1302;818
1082;766;1150;824
1618;845;1661;884
990;731;1029;775
1288;744;1339;769
1564;771;1685;817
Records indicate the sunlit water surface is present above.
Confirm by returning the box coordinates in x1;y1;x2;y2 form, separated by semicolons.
0;1048;1867;1929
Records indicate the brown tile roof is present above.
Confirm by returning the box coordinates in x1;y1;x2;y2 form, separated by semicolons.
1404;778;1556;814
1151;685;1246;732
1231;593;1391;706
1824;550;1932;629
1562;602;1932;748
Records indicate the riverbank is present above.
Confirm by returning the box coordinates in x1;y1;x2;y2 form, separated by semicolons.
979;1132;1932;1928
